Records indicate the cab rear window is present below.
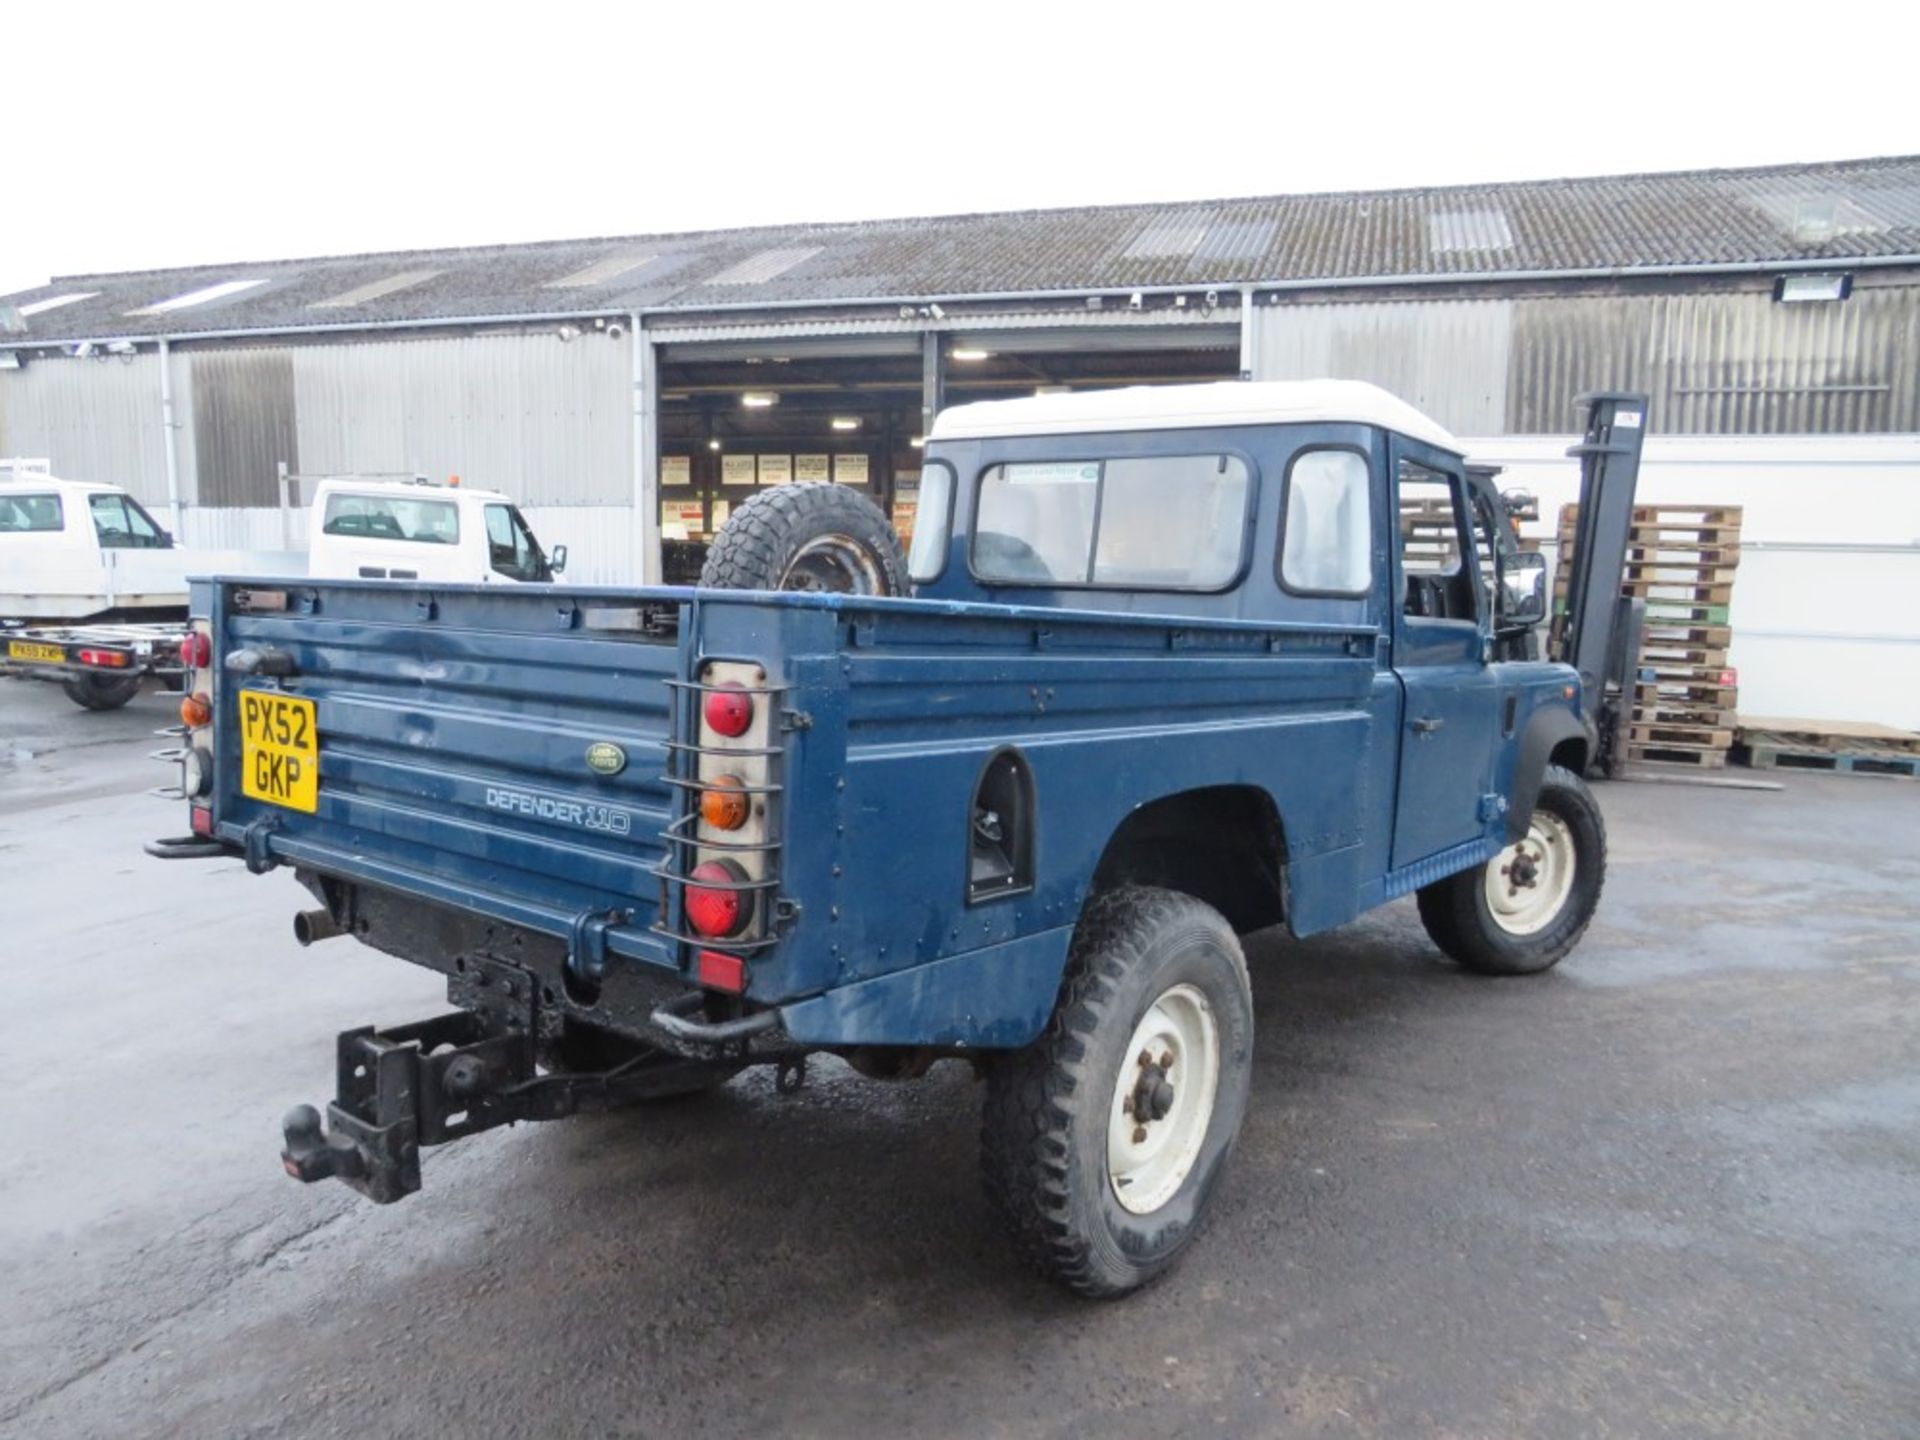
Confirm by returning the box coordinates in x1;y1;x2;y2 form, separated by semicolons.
322;494;459;544
972;453;1251;590
0;493;64;532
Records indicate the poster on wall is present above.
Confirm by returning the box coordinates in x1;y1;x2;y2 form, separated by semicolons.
757;454;793;485
892;469;920;543
661;498;705;536
661;455;691;487
721;455;757;486
711;499;732;529
833;454;870;486
795;454;831;483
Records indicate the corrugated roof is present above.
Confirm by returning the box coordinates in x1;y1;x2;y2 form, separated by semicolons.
2;155;1917;342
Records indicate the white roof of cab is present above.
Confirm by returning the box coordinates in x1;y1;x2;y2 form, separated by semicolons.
0;473;128;496
930;379;1461;453
312;477;513;503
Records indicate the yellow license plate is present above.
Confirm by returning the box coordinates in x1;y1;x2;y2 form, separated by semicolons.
7;640;67;665
240;690;319;814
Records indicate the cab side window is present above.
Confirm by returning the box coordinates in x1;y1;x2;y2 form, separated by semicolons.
1397;461;1478;622
90;493;167;548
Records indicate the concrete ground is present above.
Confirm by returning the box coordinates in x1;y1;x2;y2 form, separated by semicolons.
1;676;1916;1440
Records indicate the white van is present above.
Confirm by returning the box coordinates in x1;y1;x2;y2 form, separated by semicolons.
308;478;566;584
1;471;566;624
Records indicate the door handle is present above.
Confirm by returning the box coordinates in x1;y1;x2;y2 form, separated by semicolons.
1411;716;1444;735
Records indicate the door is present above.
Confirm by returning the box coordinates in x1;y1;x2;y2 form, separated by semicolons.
1390;445;1499;870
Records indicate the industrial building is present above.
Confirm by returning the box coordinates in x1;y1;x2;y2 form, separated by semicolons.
3;154;1917;724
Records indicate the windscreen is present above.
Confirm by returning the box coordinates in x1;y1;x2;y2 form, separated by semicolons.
322;493;460;544
973;454;1249;589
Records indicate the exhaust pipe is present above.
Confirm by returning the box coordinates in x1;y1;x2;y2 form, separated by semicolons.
293;907;345;947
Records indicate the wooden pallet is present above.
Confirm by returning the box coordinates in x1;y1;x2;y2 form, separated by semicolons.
1735;716;1920;757
1630;722;1734;748
1628;744;1730;769
1641;622;1734;648
1745;746;1918;779
1634;701;1739;729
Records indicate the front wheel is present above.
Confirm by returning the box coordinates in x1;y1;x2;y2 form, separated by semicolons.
981;886;1253;1298
1417;763;1607;975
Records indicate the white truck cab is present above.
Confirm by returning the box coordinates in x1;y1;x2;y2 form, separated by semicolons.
0;467;202;622
308;478;564;584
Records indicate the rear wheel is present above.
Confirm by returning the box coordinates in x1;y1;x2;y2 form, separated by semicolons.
1416;763;1606;975
981;886;1253;1297
61;673;143;711
699;483;907;596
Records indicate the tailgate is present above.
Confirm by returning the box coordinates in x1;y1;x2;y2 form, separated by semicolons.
213;583;684;969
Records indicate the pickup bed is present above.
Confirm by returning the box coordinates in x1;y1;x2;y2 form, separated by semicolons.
156;380;1635;1296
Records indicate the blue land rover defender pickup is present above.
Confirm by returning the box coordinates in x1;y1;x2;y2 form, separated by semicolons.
152;380;1648;1297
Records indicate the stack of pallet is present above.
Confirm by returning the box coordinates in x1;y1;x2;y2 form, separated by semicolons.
1554;502;1743;768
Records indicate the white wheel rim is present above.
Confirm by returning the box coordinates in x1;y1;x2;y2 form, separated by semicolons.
1107;982;1220;1216
1485;811;1577;936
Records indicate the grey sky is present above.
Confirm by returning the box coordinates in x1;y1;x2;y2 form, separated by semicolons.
6;0;1915;298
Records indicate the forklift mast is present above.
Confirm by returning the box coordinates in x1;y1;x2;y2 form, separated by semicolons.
1551;393;1652;777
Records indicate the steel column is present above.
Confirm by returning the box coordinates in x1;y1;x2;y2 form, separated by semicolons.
921;332;943;440
633;314;660;583
158;337;182;534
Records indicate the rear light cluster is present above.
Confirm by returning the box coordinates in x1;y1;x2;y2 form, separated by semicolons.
76;647;130;668
176;620;215;802
672;661;777;996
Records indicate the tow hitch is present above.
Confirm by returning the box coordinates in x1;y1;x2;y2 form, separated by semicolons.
279;955;742;1203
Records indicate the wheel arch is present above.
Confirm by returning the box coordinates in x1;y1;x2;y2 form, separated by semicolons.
1508;706;1590;841
1088;783;1288;935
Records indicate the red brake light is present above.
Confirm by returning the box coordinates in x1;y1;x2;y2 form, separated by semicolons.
703;683;754;738
190;805;214;836
696;949;748;993
77;647;130;668
685;858;752;937
178;631;211;668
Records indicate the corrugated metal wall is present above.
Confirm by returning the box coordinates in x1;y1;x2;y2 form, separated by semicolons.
1507;286;1920;433
1253;284;1920;436
192;350;299;505
1252;299;1513;434
0;353;172;503
289;332;631;505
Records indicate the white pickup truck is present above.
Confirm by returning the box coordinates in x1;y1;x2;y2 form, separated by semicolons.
2;470;566;709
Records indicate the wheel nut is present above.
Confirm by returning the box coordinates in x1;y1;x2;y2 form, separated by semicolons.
1131;1125;1147;1145
1159;1051;1173;1070
1138;1049;1153;1067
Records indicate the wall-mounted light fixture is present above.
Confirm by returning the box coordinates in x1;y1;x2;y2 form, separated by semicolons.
1773;273;1852;303
830;416;861;431
741;392;779;409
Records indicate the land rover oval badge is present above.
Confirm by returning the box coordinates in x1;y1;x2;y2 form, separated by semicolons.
585;742;627;777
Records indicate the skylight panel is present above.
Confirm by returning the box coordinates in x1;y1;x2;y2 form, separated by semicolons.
309;269;443;309
545;251;660;288
1123;213;1216;260
1428;209;1514;255
18;291;100;317
705;246;823;286
126;278;269;316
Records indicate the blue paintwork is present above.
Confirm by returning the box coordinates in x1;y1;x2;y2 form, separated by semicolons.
193;415;1588;1052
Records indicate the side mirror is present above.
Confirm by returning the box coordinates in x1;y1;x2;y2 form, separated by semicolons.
549;543;568;576
1500;550;1547;626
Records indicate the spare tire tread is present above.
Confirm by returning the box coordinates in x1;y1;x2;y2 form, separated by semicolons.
698;483;907;595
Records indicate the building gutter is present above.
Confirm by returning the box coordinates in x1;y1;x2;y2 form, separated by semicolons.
5;254;1919;352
